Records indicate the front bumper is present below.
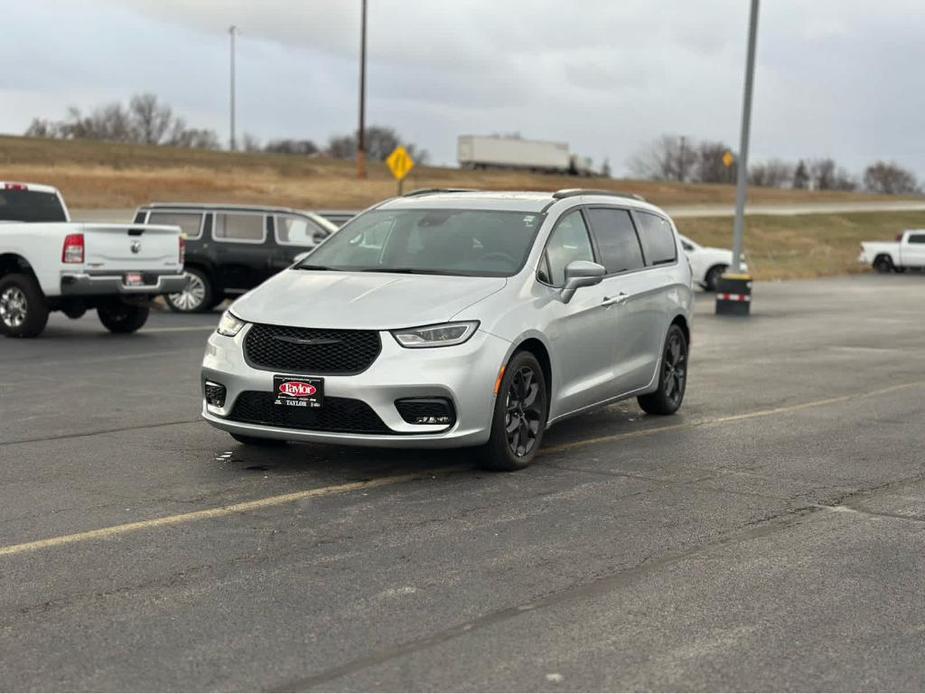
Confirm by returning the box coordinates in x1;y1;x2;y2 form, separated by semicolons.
201;325;512;448
60;272;187;296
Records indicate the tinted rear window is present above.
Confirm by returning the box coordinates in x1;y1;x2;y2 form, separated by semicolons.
0;189;67;222
148;211;204;238
635;211;677;265
585;208;644;273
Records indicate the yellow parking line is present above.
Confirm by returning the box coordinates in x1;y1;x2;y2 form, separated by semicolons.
1;379;922;559
0;472;429;559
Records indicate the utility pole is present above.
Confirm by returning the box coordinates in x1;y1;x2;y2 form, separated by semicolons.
229;25;237;151
731;0;760;273
679;135;687;182
356;0;367;179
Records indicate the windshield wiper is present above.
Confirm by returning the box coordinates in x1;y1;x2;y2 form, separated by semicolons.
294;264;336;271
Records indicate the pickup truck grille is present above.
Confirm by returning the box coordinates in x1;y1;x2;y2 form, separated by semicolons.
243;324;381;374
229;392;390;434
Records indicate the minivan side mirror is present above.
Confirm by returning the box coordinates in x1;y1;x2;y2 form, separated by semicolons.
559;260;606;303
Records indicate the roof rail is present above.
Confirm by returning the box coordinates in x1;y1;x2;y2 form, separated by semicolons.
552;188;647;202
402;187;478;197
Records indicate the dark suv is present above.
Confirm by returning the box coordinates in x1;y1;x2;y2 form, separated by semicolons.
132;203;337;312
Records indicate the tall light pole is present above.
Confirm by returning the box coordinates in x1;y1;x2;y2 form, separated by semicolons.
356;0;368;179
730;0;759;273
229;25;237;151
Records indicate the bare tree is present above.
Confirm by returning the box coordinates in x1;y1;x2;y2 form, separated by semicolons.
326;126;427;163
326;134;356;160
128;93;173;145
809;158;838;190
832;167;857;191
863;161;919;194
242;133;262;152
265;138;319;155
695;141;736;184
792;160;810;189
628;135;697;182
748;159;794;188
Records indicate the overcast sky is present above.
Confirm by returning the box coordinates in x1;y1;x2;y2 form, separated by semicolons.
2;0;925;177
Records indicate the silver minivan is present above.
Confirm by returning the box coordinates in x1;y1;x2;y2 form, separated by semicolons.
201;189;693;470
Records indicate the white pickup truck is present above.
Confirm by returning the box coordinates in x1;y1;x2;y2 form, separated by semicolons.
0;182;186;338
858;230;925;273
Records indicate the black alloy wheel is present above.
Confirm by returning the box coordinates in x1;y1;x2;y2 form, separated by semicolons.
638;324;688;415
480;351;548;471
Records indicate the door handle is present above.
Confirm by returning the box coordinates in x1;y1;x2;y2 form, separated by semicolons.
601;292;628;307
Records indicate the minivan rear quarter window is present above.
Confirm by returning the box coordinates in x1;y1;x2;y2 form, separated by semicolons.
585;208;645;273
635;211;677;265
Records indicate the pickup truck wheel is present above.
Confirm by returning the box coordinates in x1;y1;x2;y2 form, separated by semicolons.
0;274;49;338
97;301;150;333
703;264;727;292
873;255;894;273
166;268;213;313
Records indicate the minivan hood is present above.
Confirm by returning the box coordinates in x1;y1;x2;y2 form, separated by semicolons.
230;269;507;329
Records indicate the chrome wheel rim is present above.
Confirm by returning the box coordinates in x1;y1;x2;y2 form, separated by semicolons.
0;287;27;328
504;366;543;458
169;272;206;311
662;332;687;407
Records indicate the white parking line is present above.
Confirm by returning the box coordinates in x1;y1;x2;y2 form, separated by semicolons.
2;379;922;559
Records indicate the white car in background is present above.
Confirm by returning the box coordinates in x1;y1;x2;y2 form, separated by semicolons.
677;234;746;291
858;230;925;273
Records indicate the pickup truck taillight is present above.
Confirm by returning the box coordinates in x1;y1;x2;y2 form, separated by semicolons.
896;233;903;242
179;236;186;265
62;233;85;264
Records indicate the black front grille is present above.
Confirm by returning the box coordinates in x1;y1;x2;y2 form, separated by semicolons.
244;324;381;374
229;391;390;434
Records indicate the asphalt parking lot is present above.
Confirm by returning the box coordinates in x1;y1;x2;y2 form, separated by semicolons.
2;274;924;691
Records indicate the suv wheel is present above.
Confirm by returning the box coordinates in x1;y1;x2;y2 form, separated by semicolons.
479;351;548;471
97;301;150;333
0;273;49;338
166;268;213;313
638;324;688;415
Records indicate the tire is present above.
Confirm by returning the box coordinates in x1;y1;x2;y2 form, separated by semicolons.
702;264;727;292
230;433;287;447
479;351;549;471
873;255;894;274
97;301;150;334
0;273;49;338
638;324;688;416
165;268;213;313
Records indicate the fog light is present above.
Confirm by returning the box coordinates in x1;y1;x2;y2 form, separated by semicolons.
395;398;456;427
204;381;226;407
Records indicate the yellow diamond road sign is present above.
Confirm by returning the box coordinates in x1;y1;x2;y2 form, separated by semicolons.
386;146;415;181
722;150;735;168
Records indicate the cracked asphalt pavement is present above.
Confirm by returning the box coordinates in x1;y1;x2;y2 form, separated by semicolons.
1;274;924;691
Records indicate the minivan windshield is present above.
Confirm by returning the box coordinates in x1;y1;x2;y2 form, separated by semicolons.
297;209;544;276
0;189;67;222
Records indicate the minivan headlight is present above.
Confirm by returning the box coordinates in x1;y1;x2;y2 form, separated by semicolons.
391;321;479;348
216;311;247;337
